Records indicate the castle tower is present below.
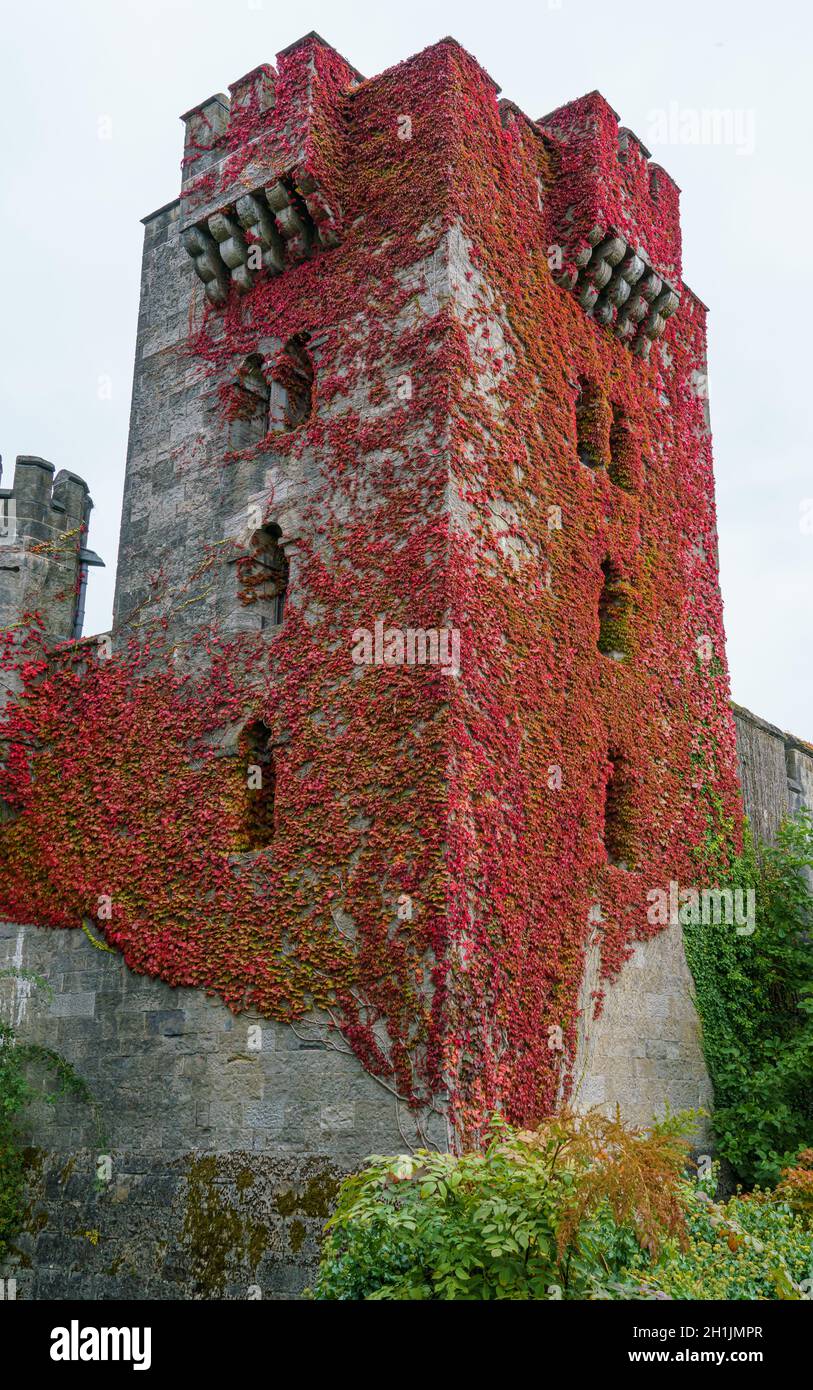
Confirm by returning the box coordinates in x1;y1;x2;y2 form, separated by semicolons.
1;34;747;1296
111;31;740;1138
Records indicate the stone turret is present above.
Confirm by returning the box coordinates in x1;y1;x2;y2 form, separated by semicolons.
0;454;103;705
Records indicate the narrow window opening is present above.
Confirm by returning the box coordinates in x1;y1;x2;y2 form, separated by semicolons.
268;333;314;433
575;378;603;468
603;749;634;869
598;558;631;660
228;353;270;449
240;720;276;850
237;521;289;626
608;404;637;491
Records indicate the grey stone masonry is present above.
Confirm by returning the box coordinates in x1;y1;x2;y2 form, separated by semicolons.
732;702;813;845
4;1149;346;1301
0;455;100;646
0;921;436;1161
0;919;443;1299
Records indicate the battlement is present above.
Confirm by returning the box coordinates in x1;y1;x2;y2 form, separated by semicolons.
179;33;360;302
540;91;682;280
538;91;683;359
176;33;689;365
180;32;363;177
1;455;90;539
0;454;102;644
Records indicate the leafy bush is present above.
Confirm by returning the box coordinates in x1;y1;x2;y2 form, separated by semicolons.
312;1117;813;1301
775;1149;813;1221
685;811;813;1185
312;1110;694;1300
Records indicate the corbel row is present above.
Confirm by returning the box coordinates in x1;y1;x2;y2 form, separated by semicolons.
552;225;680;360
182;172;341;305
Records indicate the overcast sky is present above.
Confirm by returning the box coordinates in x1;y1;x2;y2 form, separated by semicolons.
2;0;811;735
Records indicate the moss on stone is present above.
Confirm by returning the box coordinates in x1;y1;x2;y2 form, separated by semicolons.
274;1188;297;1217
273;1169;341;1221
300;1172;341;1218
59;1155;76;1185
181;1154;270;1297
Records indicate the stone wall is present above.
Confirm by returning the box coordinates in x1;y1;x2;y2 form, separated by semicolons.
572;914;713;1143
574;702;813;1138
0;919;442;1299
732;702;813;849
5;695;811;1298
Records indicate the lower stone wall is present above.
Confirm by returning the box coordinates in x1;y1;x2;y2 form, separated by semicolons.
4;703;813;1299
0;919;443;1300
572;918;713;1146
5;1150;346;1301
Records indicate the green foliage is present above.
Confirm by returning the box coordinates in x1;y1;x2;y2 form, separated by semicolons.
0;1022;29;1260
312;1120;813;1301
686;810;813;1185
311;1110;696;1300
0;971;93;1261
642;1177;813;1301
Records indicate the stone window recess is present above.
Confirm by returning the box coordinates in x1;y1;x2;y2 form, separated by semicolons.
239;720;276;850
575;378;602;467
268;335;314;432
603;751;634;869
237;522;289;626
598;559;632;661
228;338;314;448
228;354;270;449
608;404;638;491
182;172;340;305
551;225;680;361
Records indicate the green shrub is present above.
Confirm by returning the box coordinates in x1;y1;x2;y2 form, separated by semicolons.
775;1148;813;1220
312;1118;813;1301
312;1110;695;1300
641;1179;813;1300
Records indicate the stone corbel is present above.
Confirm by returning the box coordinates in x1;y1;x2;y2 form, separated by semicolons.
208;211;255;294
181;224;230;305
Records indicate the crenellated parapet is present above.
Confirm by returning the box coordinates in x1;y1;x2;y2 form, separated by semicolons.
180;33;360;304
0;454;103;647
540;92;682;360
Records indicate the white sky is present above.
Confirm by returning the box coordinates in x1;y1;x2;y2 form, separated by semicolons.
1;0;811;736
